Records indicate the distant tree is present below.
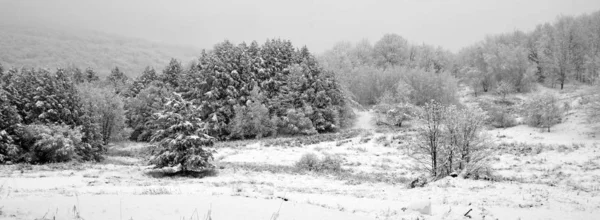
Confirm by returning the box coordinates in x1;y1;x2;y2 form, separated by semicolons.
77;83;127;145
373;34;409;69
125;85;172;141
551;17;575;89
69;67;86;84
401;68;459;106
161;58;183;88
495;81;514;100
106;66;130;95
107;66;129;84
128;66;159;97
526;25;546;83
0;87;21;163
84;67;100;82
351;39;374;66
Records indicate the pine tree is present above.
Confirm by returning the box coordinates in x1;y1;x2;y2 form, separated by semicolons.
161;59;183;88
149;94;215;172
84;67;100;82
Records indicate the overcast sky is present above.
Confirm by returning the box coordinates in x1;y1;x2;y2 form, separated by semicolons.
1;0;599;53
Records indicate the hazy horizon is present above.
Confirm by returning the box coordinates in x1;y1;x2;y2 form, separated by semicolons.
1;0;600;53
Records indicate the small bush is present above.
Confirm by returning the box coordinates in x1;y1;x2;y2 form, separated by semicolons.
277;108;317;135
495;81;514;99
461;162;496;180
15;124;86;163
489;107;517;128
320;155;343;172
295;153;321;171
229;101;277;139
0;130;19;163
374;102;418;127
524;92;562;132
295;153;342;173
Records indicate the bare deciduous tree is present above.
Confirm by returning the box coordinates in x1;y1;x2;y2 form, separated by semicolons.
444;106;490;177
412;101;446;178
412;102;491;179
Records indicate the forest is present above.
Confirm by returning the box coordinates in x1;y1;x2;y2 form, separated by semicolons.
1;11;600;177
0;39;351;170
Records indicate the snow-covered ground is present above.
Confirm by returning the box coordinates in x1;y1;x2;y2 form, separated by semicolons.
1;86;600;220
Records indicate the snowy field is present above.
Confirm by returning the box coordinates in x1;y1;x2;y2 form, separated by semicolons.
1;86;600;220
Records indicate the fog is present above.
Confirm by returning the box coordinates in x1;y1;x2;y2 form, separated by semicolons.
1;0;599;52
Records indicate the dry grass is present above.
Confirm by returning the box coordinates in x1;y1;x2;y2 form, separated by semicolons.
145;169;218;178
138;187;176;195
220;161;410;185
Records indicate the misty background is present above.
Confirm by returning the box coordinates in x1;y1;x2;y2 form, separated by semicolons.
2;0;600;53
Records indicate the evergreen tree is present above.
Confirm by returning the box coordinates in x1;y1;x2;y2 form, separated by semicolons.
84;67;100;83
161;58;183;88
149;94;215;171
129;66;160;97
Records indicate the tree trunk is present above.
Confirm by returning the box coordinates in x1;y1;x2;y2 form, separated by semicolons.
432;143;437;177
447;150;453;176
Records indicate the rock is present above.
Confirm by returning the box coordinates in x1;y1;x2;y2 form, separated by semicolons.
407;200;432;215
450;172;458;178
408;176;428;188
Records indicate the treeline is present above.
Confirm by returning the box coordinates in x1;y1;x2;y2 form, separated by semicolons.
323;10;600;107
0;39;351;165
319;34;456;106
458;11;600;93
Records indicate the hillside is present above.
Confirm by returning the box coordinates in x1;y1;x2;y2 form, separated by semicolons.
0;25;202;77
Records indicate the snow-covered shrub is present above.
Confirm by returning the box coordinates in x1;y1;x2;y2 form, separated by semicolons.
319;155;343;172
374;102;418;127
489;107;517;128
295;153;321;171
295;153;342;173
277;108;317;135
229;101;277;139
16;124;84;163
524;92;562;132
